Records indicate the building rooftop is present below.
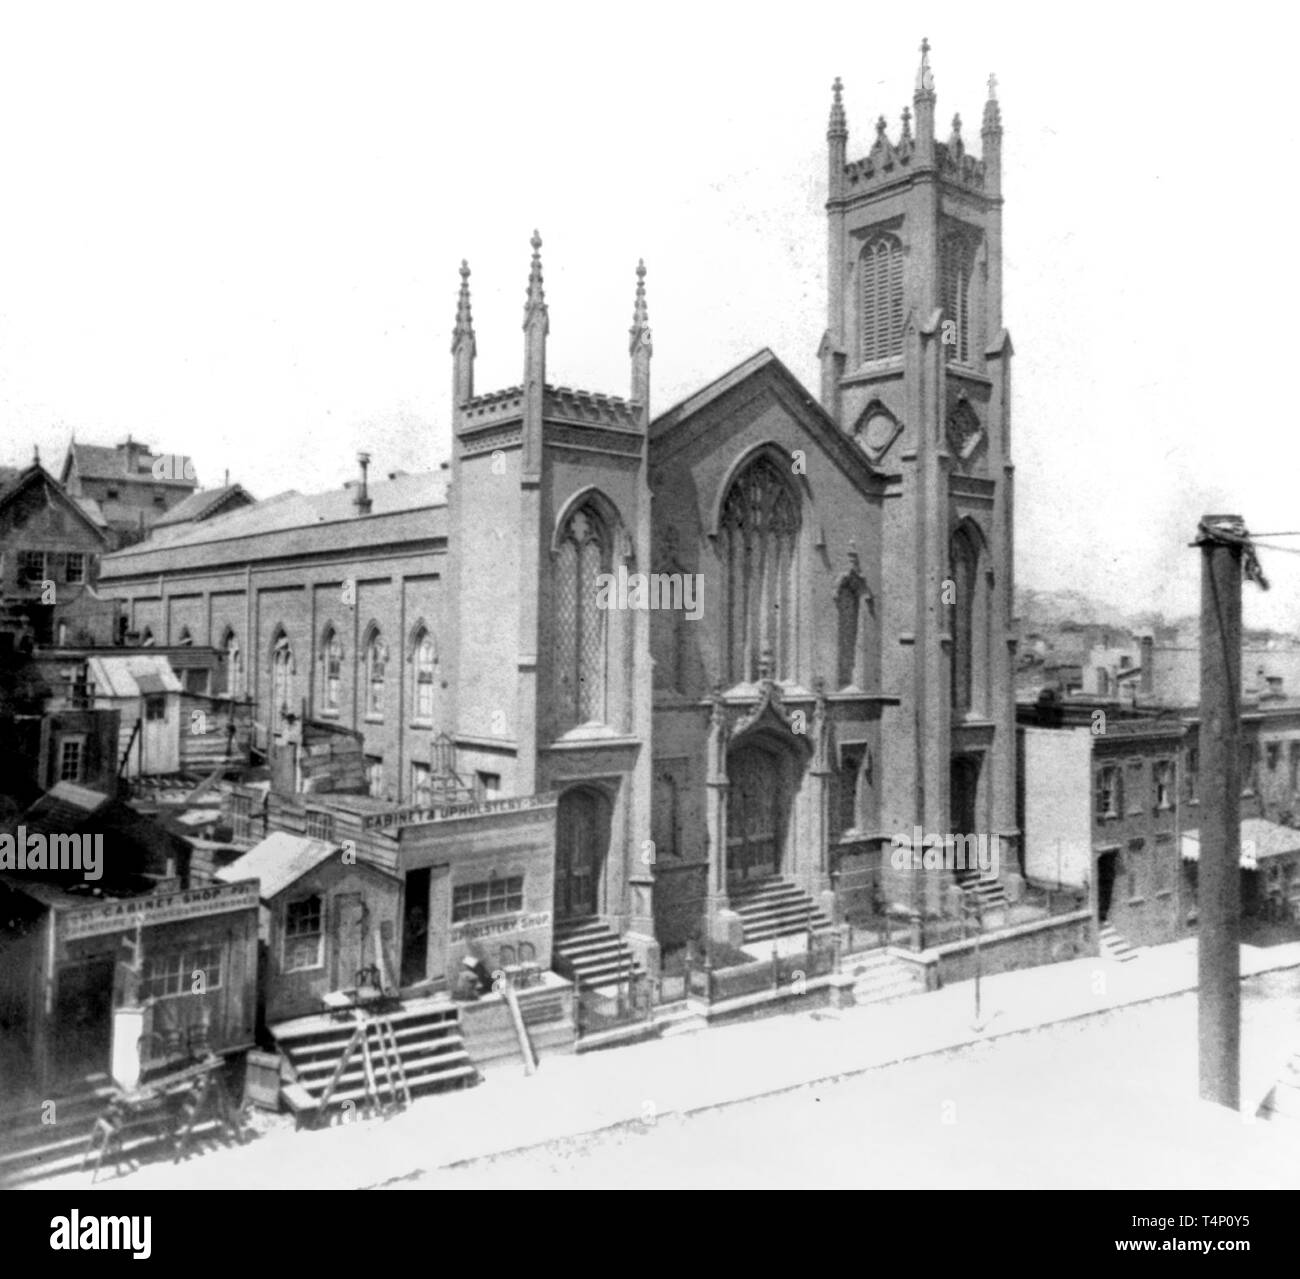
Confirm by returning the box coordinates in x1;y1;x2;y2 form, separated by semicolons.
100;470;448;566
86;653;183;699
65;440;198;489
215;830;348;900
152;484;254;529
1182;819;1300;869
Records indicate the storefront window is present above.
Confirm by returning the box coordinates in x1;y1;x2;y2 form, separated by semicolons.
452;876;524;923
141;945;222;999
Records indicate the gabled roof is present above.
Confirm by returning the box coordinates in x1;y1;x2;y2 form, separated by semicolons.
650;347;879;485
63;441;198;489
214;830;346;900
19;781;112;834
86;653;183;698
152;484;255;529
0;463;112;544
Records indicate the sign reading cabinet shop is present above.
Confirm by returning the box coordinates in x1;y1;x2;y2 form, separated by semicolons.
451;910;551;944
57;880;260;942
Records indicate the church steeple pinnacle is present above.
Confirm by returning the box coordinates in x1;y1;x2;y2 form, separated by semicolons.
451;259;476;409
982;72;1002;136
521;231;547;480
915;36;935;99
827;76;847;199
913;36;936;164
982;73;1003;196
629;258;651;410
827;76;846;139
523;229;548;333
452;260;475;354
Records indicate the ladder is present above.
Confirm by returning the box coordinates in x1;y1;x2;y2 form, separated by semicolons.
363;1017;411;1112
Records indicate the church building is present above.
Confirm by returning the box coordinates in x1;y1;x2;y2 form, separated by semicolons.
97;41;1018;983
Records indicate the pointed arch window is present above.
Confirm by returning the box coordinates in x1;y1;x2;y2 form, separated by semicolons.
319;627;343;714
412;629;436;722
859;233;904;364
271;631;294;716
364;629;388;720
554;503;611;731
941;232;975;365
176;627;193;647
721;454;800;685
948;526;987;717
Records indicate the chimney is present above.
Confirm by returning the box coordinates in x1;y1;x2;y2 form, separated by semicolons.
354;452;372;516
1139;634;1154;698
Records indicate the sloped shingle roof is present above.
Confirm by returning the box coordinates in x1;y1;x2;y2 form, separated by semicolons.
86;654;183;699
214;830;342;900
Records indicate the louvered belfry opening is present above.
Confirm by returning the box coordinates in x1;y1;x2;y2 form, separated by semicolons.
859;233;904;364
554;503;610;731
941;231;973;365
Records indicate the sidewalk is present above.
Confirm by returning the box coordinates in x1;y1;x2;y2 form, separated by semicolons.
32;937;1300;1190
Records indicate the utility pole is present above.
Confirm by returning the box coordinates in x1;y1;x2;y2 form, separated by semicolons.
1194;515;1268;1111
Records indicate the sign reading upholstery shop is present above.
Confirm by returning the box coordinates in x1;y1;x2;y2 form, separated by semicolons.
57;880;260;943
451;910;551;944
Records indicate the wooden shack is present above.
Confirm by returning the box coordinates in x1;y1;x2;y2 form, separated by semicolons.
215;831;402;1024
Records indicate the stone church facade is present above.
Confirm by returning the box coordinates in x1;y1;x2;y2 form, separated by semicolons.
99;43;1018;975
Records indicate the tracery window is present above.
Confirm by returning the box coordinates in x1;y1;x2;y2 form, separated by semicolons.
721;455;800;685
554;504;610;730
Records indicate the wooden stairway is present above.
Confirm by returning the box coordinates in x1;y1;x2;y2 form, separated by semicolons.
0;1076;117;1187
272;1000;476;1124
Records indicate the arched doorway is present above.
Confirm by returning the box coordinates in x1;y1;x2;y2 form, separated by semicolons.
726;744;788;885
555;787;611;921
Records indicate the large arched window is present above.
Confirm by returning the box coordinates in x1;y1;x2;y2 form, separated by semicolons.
271;630;294;716
721;454;800;685
554;503;610;730
319;626;342;714
941;232;975;365
948;525;986;717
859;233;904;363
221;628;242;697
412;628;436;722
364;628;387;720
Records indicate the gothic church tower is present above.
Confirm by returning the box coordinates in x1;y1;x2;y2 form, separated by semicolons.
821;41;1018;911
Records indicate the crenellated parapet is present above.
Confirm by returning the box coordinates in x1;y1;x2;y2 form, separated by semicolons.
830;39;1000;204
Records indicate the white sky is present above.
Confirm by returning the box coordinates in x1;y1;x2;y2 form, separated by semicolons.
0;2;1296;629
